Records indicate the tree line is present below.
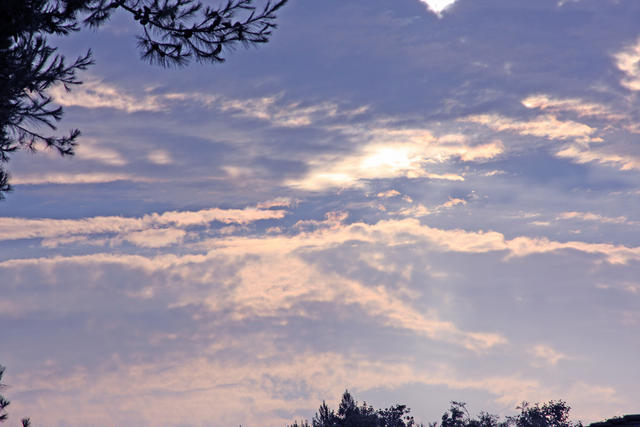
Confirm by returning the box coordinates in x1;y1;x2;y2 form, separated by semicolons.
0;364;586;427
287;390;583;427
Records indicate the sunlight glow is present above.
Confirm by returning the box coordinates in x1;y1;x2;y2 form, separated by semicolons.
418;0;458;16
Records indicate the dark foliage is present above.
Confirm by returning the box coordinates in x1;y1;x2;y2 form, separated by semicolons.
289;392;583;427
0;365;30;426
0;0;288;198
508;401;582;427
439;400;581;427
288;390;418;427
0;367;8;423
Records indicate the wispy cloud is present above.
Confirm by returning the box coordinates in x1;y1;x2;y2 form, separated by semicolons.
289;128;502;190
52;78;367;129
555;143;640;171
11;172;151;185
76;139;128;166
7;346;620;426
1;223;508;353
557;211;628;225
521;95;624;121
50;78;165;112
530;344;571;366
464;114;596;141
614;37;640;91
0;206;287;243
219;95;368;127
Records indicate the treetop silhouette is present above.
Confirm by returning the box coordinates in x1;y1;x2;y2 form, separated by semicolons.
289;390;584;427
0;365;30;426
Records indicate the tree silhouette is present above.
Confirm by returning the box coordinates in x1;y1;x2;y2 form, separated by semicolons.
289;390;418;427
438;401;581;427
0;365;30;426
289;392;583;427
508;401;581;427
0;0;288;198
0;367;8;423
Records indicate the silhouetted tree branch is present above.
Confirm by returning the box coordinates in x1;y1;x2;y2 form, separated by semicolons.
0;365;31;426
0;0;288;199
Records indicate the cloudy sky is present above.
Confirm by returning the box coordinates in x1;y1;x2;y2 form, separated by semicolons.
2;0;640;425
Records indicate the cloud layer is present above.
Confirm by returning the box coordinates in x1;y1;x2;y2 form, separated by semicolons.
4;0;640;426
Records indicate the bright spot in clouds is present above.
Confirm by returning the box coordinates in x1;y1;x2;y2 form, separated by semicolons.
418;0;458;15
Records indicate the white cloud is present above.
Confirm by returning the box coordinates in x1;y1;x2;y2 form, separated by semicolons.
376;189;402;198
614;38;640;91
8;349;622;427
6;215;640;267
76;139;128;166
557;211;628;225
439;197;467;209
3;210;635;425
555;143;640;171
464;114;596;141
530;344;571;366
288;128;502;190
51;78;368;129
418;0;458;16
50;78;164;112
123;228;186;248
219;95;368;127
0;206;287;243
522;95;624;121
393;197;466;218
147;150;172;165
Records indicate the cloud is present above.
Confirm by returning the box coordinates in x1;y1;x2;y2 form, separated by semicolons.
530;344;571;366
146;150;172;165
257;197;296;209
288;128;502;190
11;172;150;185
215;254;506;351
0;206;287;243
596;282;640;295
557;211;628;225
2;213;515;353
440;198;467;209
52;77;368;129
555;143;640;171
3;205;634;424
393;197;466;218
6;212;640;271
614;38;640;91
464;114;596;141
220;95;369;128
8;349;621;427
521;95;624;121
2;252;506;356
50;78;164;112
377;189;402;198
1;353;492;426
76;139;128;166
123;228;186;248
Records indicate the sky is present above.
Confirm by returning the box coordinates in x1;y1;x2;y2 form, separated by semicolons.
2;0;640;425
